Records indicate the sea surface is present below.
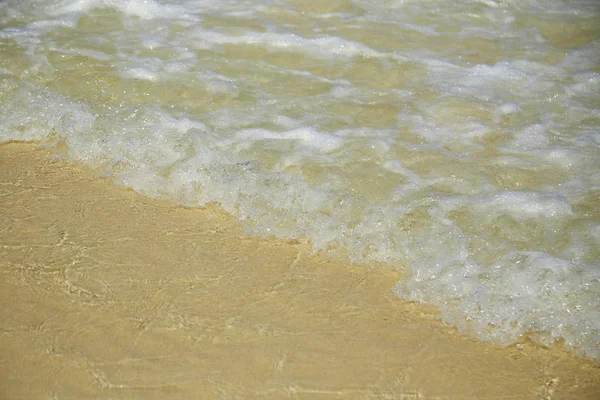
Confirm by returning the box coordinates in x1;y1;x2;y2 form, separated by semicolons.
1;0;599;363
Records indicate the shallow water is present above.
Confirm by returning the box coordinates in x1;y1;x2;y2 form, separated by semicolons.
1;0;599;362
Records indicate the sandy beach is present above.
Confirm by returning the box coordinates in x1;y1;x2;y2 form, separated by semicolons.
1;141;599;399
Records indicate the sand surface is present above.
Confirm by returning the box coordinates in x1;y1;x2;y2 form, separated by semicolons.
0;142;599;399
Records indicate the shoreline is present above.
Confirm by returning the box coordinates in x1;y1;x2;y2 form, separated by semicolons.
1;141;599;399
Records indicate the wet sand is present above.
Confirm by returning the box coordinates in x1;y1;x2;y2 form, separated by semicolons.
1;142;599;399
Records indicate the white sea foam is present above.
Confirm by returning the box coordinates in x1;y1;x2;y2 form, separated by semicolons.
1;0;599;363
190;29;385;59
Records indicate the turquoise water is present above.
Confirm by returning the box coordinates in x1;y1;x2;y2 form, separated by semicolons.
1;0;599;362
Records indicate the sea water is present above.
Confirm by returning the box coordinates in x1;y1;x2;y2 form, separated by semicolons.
1;0;599;363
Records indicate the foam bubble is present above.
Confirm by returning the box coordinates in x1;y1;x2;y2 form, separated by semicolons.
0;74;96;142
51;0;190;20
233;127;344;153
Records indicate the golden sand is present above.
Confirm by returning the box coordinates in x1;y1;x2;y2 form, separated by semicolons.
1;142;599;399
